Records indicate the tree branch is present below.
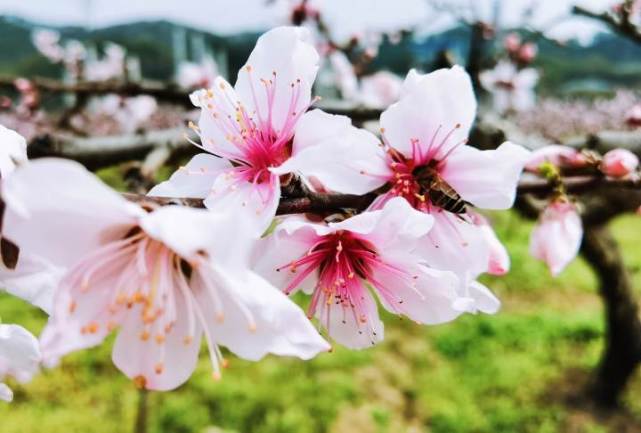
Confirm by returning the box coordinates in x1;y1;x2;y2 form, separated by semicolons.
572;4;641;45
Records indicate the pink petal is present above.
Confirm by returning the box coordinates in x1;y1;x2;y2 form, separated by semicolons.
441;141;530;210
192;267;330;360
234;26;319;135
601;148;639;177
380;66;476;161
204;169;281;237
2;159;143;268
530;202;583;276
273;109;390;194
112;292;202;391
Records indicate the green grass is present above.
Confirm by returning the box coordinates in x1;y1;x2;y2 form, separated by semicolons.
2;209;641;433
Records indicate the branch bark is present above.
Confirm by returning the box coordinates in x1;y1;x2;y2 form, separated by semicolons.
573;5;641;45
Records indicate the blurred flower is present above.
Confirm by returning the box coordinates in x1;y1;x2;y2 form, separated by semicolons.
358;71;403;108
85;43;126;82
480;61;538;114
504;33;521;53
3;159;329;391
339;67;529;312
0;324;41;402
257;198;461;349
601;148;639;177
176;56;219;90
530;199;582;276
0;125;27;178
31;29;64;63
517;42;538;64
151;27;384;236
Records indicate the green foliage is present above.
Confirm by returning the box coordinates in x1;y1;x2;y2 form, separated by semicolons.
2;211;641;432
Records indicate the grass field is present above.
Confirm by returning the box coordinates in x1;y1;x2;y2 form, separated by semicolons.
2;201;641;432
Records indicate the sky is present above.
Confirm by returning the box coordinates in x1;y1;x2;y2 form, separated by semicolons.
0;0;617;42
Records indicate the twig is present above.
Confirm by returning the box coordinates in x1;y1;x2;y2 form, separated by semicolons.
0;76;193;108
573;5;641;44
122;174;641;215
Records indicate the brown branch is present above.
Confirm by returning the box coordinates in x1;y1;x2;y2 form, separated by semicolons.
122;174;641;215
572;5;641;44
27;127;194;171
0;76;193;109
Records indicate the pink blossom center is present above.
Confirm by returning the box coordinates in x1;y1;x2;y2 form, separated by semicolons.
278;230;415;342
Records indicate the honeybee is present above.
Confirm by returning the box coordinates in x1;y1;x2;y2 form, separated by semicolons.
414;165;468;214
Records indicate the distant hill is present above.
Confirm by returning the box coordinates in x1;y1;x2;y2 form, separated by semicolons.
2;15;641;95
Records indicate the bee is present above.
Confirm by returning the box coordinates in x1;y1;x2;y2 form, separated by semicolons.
414;165;468;214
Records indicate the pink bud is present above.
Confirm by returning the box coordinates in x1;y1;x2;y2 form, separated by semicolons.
504;33;521;53
518;43;537;63
601;148;639;177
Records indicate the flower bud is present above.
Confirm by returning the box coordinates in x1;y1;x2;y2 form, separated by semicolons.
601;148;639;177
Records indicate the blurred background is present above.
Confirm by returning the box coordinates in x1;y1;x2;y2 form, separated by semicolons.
2;0;641;432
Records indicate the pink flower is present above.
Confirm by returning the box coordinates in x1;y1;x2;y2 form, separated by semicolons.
85;43;126;82
257;198;461;348
518;43;537;64
328;66;528;311
359;71;403;108
530;200;583;276
601;148;639;177
504;33;521;53
480;61;538;114
176;57;219;90
468;211;510;276
0;324;41;402
151;27;385;235
31;29;64;63
3;159;329;390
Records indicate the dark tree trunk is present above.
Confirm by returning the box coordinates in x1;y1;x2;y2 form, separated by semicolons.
580;225;641;407
466;22;487;92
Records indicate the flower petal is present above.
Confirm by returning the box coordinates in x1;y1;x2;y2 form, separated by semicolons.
440;141;530;210
234;26;319;134
380;66;476;162
0;125;27;178
1;252;63;314
193;266;330;360
148;153;231;198
0;324;41;383
204;169;280;237
316;287;383;350
2;159;142;267
0;383;12;402
272;109;390;194
112;291;203;391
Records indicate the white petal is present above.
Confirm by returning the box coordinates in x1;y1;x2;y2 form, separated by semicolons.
0;125;27;178
140;205;253;267
381;66;476;161
234;26;319;134
417;211;490;276
373;255;462;324
2;159;142;267
204;169;280;237
112;293;203;391
148;153;231;198
272;110;390;194
0;383;13;402
317;287;383;350
0;324;41;382
193;266;330;360
440;141;530;210
332;196;433;250
1;252;63;314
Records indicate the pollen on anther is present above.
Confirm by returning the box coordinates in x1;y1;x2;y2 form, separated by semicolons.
155;334;166;344
183;335;193;345
154;363;164;375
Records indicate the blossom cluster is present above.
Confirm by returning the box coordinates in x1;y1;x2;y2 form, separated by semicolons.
0;26;534;396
